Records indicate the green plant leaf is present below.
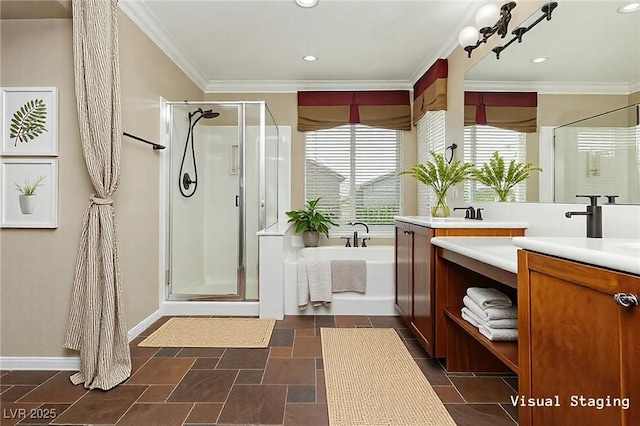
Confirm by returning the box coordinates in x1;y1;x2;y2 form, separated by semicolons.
285;197;339;237
399;151;473;199
9;99;48;147
472;152;541;201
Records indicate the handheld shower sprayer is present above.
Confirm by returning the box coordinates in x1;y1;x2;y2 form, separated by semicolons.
178;107;220;198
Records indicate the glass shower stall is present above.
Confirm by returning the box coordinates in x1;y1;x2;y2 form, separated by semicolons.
164;101;279;301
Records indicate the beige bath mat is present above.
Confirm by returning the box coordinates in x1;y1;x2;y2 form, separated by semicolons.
321;328;456;426
138;317;276;348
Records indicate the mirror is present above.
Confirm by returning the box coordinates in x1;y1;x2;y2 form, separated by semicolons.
554;103;639;204
464;0;640;203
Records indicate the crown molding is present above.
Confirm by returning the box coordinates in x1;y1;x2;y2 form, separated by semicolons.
409;1;479;85
118;0;208;90
204;80;412;93
629;79;640;94
464;80;637;95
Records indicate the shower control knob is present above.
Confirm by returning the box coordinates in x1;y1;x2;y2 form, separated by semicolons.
182;173;196;190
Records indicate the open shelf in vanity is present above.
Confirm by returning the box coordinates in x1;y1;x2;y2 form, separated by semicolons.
432;237;519;374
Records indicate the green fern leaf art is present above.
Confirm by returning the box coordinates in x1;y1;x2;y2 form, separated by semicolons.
9;99;48;147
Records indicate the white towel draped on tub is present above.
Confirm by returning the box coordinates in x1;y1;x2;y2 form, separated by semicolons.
466;287;512;308
297;258;310;310
331;260;366;293
297;258;332;310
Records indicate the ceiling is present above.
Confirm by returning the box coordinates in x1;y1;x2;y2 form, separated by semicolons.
3;1;638;94
119;0;477;92
465;1;640;94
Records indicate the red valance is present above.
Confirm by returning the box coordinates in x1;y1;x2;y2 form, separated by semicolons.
297;90;411;132
412;59;448;124
464;91;538;133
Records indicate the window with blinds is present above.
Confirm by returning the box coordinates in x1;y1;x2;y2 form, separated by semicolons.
416;111;446;215
305;124;402;236
464;125;527;202
574;127;638;199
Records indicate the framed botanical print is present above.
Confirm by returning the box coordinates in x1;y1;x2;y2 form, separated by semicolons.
1;158;58;228
1;87;59;156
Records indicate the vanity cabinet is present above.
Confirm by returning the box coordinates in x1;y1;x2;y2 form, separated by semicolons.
394;222;435;354
394;219;525;357
518;250;640;426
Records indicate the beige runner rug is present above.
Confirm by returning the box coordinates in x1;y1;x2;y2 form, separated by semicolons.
321;328;456;426
138;317;276;348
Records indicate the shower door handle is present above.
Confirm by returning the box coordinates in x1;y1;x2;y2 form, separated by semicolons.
235;195;239;207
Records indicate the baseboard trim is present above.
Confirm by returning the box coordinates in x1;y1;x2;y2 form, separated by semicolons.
127;309;162;342
0;356;80;371
1;310;162;371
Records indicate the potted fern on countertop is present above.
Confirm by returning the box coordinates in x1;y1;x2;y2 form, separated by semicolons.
285;197;339;247
399;151;474;217
472;151;542;202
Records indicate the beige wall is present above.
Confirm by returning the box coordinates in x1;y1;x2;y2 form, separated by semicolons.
0;13;202;357
203;93;418;220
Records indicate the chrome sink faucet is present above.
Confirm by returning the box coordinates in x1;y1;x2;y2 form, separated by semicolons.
565;195;602;238
348;221;369;247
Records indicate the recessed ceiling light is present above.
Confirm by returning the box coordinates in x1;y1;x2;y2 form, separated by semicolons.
303;55;318;62
530;57;548;63
295;0;318;8
618;2;640;13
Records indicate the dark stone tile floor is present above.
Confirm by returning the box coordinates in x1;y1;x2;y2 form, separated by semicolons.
0;315;518;425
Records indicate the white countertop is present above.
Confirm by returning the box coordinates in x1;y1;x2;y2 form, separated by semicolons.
395;216;528;229
513;237;640;276
430;237;519;273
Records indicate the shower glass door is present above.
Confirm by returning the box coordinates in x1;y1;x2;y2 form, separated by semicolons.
168;103;244;299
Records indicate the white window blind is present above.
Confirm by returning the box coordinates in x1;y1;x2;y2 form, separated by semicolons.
464;125;527;202
305;124;402;236
416;111;446;215
575;127;637;200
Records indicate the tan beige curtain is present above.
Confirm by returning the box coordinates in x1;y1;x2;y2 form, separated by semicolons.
464;91;538;133
64;0;131;390
412;59;448;124
298;91;411;132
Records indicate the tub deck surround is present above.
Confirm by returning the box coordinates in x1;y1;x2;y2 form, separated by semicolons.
284;246;396;316
394;215;529;230
513;237;640;275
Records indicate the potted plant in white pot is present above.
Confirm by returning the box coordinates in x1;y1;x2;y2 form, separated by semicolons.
14;174;45;215
400;151;474;217
286;197;339;247
472;151;542;202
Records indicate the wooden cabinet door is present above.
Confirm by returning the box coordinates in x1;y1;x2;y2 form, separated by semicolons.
411;226;435;355
519;252;640;426
394;224;412;323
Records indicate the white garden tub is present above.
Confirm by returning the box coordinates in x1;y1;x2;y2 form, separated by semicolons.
283;246;396;315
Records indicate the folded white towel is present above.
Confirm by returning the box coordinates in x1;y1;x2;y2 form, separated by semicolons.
463;296;518;321
306;259;332;305
297;258;310;310
461;308;481;328
478;324;518;341
467;287;512;308
331;260;366;293
461;306;518;329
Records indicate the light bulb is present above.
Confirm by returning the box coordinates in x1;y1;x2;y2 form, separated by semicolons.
458;26;479;48
475;3;500;31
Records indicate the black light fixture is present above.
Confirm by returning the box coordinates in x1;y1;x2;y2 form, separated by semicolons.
459;2;558;60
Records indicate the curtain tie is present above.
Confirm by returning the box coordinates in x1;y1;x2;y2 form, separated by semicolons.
90;195;113;205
